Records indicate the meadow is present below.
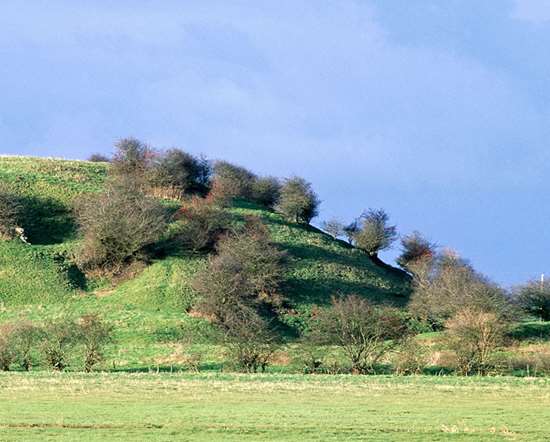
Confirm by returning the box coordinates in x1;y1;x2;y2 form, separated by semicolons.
1;372;549;441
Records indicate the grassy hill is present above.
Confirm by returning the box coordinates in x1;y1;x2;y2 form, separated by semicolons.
0;156;410;370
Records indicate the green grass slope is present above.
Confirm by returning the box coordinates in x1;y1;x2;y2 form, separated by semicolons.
0;156;410;368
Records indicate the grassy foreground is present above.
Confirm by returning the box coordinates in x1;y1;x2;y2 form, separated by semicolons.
1;373;549;441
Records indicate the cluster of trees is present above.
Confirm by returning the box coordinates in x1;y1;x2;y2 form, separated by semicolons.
0;315;112;372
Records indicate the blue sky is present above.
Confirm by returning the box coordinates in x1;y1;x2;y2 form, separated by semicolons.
1;0;550;286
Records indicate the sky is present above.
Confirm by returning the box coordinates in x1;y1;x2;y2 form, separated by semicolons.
1;0;550;286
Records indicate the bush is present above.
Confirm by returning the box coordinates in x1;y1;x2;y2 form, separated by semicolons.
352;209;397;257
223;311;279;373
408;250;511;327
193;217;286;325
513;281;550;321
9;321;43;371
392;337;428;375
321;219;345;239
445;308;508;375
308;295;409;374
41;318;80;371
209;161;256;204
75;178;168;274
0;183;21;240
111;138;154;178
88;153;110;163
250;176;281;208
0;324;15;370
275;176;320;224
77;314;114;372
174;197;231;252
151;148;211;197
397;231;436;271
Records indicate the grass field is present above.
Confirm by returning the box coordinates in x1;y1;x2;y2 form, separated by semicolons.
1;373;549;441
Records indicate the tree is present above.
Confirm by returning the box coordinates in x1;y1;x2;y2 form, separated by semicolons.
75;178;167;274
308;295;409;374
275;176;320;224
0;183;20;240
445;308;507;375
353;209;397;257
77;314;114;372
209;161;256;204
111;137;154;178
174;197;231;252
88;153;110;163
322;219;344;239
513;281;550;321
151;148;211;197
408;250;510;328
250;176;281;209
397;231;436;271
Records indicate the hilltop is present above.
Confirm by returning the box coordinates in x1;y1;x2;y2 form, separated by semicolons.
0;156;410;368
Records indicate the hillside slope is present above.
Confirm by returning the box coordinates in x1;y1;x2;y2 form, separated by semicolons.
0;156;410;366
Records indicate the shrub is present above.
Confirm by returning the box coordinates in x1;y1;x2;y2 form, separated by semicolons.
77;314;114;372
397;231;436;271
174;197;231;252
321;219;345;239
0;324;15;370
0;183;21;240
408;250;511;327
41;318;80;371
250;176;281;208
445;308;508;375
352;209;397;257
111;137;154;179
88;153;110;163
308;295;409;374
513;281;550;321
275;176;320;224
151;148;211;197
75;178;168;274
193;217;286;325
343;220;359;244
9;321;43;371
209;161;256;204
223;310;279;373
393;337;428;375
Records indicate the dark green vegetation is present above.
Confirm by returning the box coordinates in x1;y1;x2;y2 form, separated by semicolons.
0;155;409;371
1;372;550;441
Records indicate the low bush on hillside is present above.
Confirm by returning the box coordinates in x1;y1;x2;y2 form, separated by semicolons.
351;209;397;258
75;178;168;274
513;281;550;321
151;148;211;198
250;176;281;209
275;176;320;224
174;197;231;252
209;161;256;205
